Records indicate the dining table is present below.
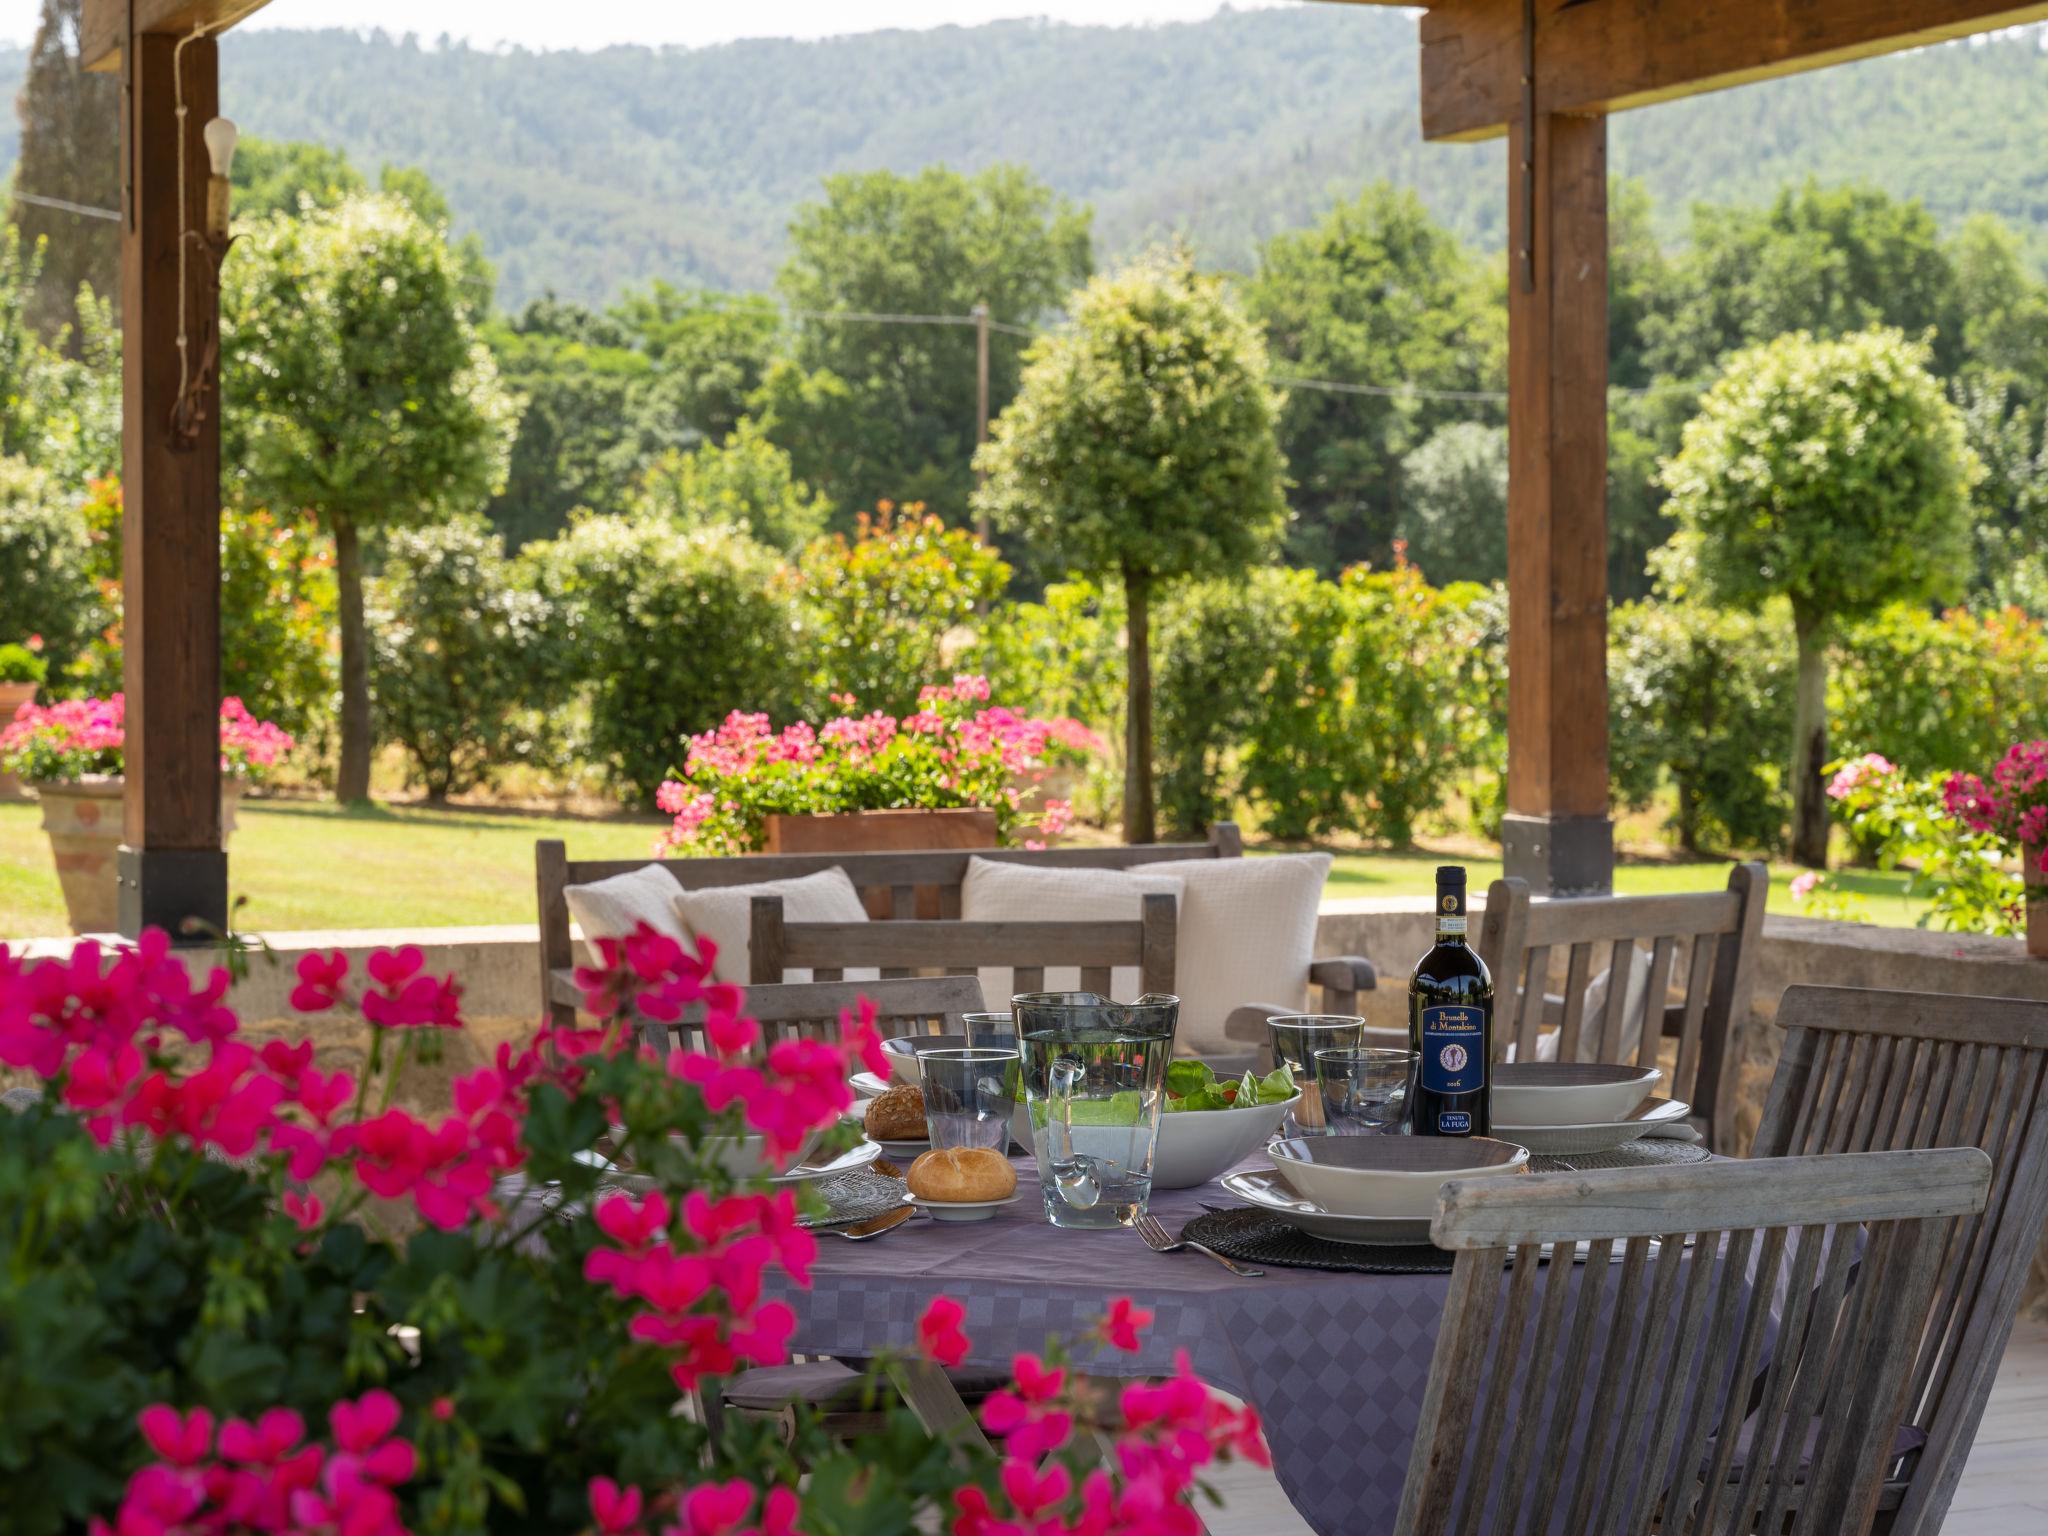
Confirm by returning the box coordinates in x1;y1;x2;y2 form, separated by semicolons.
766;1150;1713;1536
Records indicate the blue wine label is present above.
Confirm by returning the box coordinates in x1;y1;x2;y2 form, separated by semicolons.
1437;1111;1472;1134
1419;1004;1486;1096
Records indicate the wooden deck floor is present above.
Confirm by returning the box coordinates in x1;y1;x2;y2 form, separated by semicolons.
1204;1315;2048;1536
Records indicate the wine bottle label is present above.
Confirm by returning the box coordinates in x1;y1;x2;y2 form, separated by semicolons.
1437;1111;1472;1134
1418;1004;1486;1096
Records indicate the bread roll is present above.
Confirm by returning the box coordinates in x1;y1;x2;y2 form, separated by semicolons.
906;1146;1017;1203
864;1084;927;1141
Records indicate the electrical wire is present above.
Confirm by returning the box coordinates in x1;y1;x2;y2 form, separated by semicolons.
11;190;122;222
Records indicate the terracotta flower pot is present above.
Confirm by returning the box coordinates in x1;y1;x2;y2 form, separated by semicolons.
32;775;247;935
763;807;997;918
2027;845;2047;961
0;679;36;803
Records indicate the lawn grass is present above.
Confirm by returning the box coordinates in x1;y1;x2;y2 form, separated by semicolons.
0;796;1931;938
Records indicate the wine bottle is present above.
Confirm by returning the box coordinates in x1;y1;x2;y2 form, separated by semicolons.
1408;865;1493;1137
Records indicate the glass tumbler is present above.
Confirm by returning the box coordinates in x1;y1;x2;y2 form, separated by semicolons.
917;1048;1020;1152
1266;1014;1365;1136
1315;1047;1418;1135
1015;992;1178;1229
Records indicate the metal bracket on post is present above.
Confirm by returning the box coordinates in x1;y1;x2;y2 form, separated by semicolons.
1517;0;1536;294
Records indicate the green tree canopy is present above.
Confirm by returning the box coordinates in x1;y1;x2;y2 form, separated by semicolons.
974;247;1288;840
8;0;119;346
1397;422;1507;586
1659;327;1978;866
225;192;519;802
634;419;831;554
1646;183;1965;381
1244;183;1503;573
771;164;1092;520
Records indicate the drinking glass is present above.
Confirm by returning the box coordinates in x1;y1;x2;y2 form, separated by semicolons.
1016;992;1178;1229
1266;1014;1365;1136
917;1048;1020;1152
962;1011;1017;1055
1315;1047;1418;1135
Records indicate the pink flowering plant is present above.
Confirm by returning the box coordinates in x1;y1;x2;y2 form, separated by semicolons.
657;675;1101;855
0;920;1265;1535
0;694;295;786
1792;750;2024;934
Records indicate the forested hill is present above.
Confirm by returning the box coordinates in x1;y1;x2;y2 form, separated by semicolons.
3;9;2046;307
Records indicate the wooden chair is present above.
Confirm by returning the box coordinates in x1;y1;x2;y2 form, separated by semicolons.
745;890;1177;999
536;822;1374;1025
1749;985;2048;1536
1476;864;1768;1151
632;972;986;1054
1397;1148;1993;1536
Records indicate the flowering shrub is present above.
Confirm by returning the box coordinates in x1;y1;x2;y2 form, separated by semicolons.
0;693;295;785
1944;740;2048;856
657;674;1102;855
1794;751;2024;934
0;922;1265;1534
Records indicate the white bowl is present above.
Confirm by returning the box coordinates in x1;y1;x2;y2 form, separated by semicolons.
1009;1091;1298;1190
1490;1063;1661;1128
879;1033;973;1086
1268;1135;1529;1220
704;1126;824;1180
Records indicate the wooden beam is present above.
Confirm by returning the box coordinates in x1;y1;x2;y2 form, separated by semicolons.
83;0;271;73
118;29;227;938
1419;0;2048;142
1500;107;1611;896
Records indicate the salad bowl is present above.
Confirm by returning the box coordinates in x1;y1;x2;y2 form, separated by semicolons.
1009;1059;1299;1190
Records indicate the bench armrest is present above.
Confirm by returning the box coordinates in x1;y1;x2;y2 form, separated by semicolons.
1309;955;1377;994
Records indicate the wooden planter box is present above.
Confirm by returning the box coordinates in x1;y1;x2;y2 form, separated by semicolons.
33;776;244;934
0;680;36;803
762;807;998;919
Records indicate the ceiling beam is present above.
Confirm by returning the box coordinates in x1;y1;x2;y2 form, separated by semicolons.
1419;0;2048;141
82;0;273;73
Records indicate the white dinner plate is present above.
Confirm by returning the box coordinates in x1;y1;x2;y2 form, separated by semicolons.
1493;1096;1694;1155
903;1190;1025;1223
841;1103;931;1160
1220;1168;1434;1247
771;1139;884;1185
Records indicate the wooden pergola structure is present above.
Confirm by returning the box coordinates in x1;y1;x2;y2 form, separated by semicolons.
80;0;2048;936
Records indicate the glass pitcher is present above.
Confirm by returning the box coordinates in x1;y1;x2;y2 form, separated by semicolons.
1014;992;1179;1229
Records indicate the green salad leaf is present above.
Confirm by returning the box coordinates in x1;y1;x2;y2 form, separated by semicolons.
1160;1059;1296;1112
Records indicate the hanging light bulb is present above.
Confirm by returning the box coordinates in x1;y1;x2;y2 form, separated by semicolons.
203;116;238;178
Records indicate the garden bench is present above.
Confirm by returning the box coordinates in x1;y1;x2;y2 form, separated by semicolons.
534;823;1375;1039
1474;863;1768;1152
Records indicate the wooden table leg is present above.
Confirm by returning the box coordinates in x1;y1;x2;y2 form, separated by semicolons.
886;1359;994;1455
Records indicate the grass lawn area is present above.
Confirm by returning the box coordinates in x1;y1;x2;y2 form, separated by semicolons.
0;797;1930;938
1318;849;1929;927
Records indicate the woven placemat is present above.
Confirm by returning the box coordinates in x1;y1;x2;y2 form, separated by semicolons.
1181;1208;1454;1275
1531;1140;1713;1173
800;1166;909;1227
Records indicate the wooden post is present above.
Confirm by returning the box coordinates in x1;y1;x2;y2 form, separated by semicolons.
117;28;227;939
1501;107;1613;896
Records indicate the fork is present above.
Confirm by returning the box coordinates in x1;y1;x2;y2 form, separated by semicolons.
1134;1212;1264;1277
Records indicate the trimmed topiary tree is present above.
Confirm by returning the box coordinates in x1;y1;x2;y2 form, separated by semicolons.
973;249;1288;842
1659;327;1977;867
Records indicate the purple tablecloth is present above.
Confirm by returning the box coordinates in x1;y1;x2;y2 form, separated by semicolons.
769;1162;1454;1536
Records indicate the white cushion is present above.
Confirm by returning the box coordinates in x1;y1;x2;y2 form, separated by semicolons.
1578;942;1655;1063
959;857;1185;1009
564;864;691;965
674;867;874;986
1145;853;1332;1057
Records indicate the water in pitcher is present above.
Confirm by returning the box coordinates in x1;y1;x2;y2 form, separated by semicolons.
1015;993;1178;1229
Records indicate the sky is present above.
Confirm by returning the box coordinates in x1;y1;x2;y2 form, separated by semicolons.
0;1;1298;51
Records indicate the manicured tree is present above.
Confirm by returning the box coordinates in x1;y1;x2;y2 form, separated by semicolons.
224;193;518;803
974;249;1288;842
1660;328;1977;867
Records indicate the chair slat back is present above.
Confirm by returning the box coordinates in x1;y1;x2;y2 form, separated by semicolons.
1396;1149;1993;1536
640;973;987;1054
1476;864;1767;1150
1748;985;2048;1536
749;893;1178;1003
